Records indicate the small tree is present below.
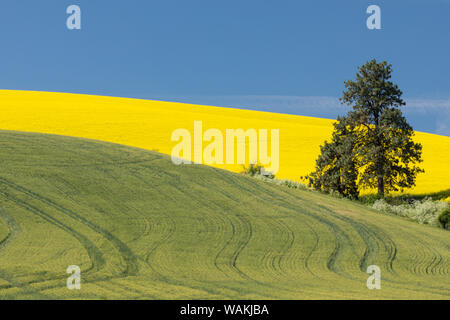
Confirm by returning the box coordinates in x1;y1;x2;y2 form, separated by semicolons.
307;116;359;199
242;163;275;179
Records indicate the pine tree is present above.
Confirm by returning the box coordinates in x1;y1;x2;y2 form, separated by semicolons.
308;60;424;198
341;60;423;197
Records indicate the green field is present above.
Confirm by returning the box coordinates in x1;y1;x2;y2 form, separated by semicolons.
0;131;448;299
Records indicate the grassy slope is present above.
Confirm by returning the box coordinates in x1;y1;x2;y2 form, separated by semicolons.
0;131;448;300
0;90;449;195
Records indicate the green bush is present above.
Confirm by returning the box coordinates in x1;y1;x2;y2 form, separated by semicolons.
438;208;450;229
252;174;307;190
359;194;417;206
274;179;307;190
358;194;385;205
242;163;275;179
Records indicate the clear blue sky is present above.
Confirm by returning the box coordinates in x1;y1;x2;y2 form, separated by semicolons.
0;0;449;135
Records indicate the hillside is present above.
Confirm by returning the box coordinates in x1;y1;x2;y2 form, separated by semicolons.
0;131;448;299
0;90;449;194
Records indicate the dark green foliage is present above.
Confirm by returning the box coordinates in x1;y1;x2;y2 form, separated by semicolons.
306;116;359;199
308;60;424;198
438;208;450;229
242;163;275;179
359;189;450;206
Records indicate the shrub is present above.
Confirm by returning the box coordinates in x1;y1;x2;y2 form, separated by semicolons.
358;194;384;205
242;163;275;179
438;208;450;229
274;179;307;190
371;198;448;227
252;175;307;190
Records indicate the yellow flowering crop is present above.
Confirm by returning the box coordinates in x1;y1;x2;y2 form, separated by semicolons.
0;90;448;194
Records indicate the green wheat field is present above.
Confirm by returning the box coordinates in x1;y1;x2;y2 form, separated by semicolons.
0;131;448;299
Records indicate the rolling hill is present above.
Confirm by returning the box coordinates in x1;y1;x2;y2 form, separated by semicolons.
0;90;449;195
0;131;448;299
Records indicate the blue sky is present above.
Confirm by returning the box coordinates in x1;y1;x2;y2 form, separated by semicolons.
0;0;449;135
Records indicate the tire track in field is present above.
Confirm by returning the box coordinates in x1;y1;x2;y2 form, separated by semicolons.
210;212;288;298
128;166;253;298
156;171;263;288
300;192;446;280
91;167;153;245
127;169;235;298
93;278;156;299
255;216;298;279
299;218;320;277
0;198;151;297
211;171;308;277
410;242;434;276
271;187;450;296
270;219;296;276
353;221;449;296
125;170;178;265
251;178;399;287
260;187;359;264
213;171;345;277
269;186;401;282
238;178;366;292
186;170;307;297
0;180;152;295
0;206;35;296
229;214;253;281
244;180;357;279
0;269;53;299
0;272;155;299
338;207;445;280
0;206;21;251
245;180;386;282
409;237;445;276
0;190;105;274
419;232;449;276
256;185;446;296
396;230;445;277
0;192;105;295
0;177;139;276
212;215;254;282
201;171;281;283
315;203;398;274
211;170;356;281
19;158;160;169
125;169;180;267
424;246;444;275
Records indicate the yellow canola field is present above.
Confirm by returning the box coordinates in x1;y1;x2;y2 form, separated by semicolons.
0;90;449;194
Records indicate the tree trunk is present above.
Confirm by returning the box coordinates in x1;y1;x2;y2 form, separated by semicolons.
377;176;384;198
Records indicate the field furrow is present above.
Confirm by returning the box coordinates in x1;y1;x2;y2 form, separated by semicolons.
0;131;448;300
